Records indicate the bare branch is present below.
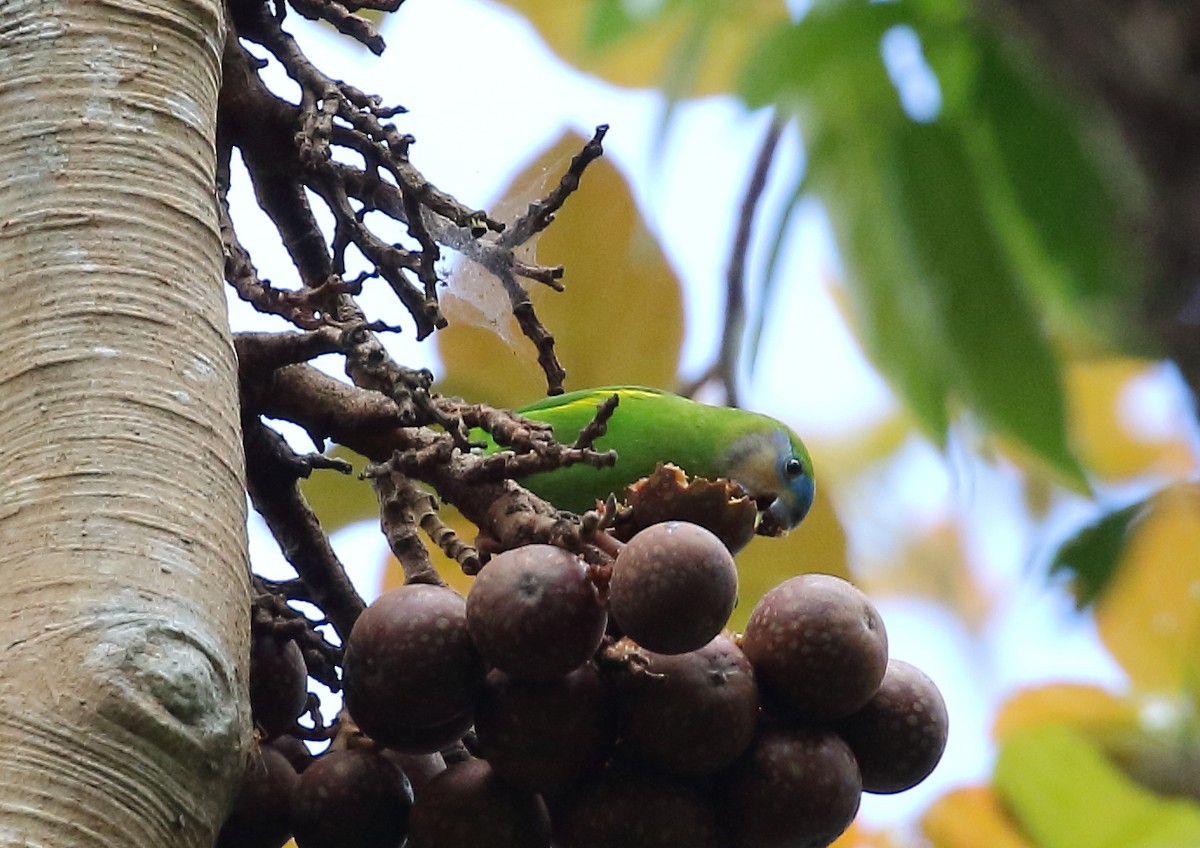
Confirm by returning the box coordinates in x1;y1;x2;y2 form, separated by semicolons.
243;418;367;641
684;114;784;405
373;472;446;586
500;124;609;248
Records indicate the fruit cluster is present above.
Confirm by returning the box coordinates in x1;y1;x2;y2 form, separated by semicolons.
220;520;947;848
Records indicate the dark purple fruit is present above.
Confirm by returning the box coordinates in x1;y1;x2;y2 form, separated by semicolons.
250;632;308;738
611;634;757;775
266;734;314;773
467;544;607;681
742;573;888;721
382;751;446;793
406;758;551;848
342;584;485;745
474;665;614;796
837;659;948;793
290;748;412;848
553;765;721;848
375;709;473;756
608;521;737;654
723;726;862;848
217;745;297;848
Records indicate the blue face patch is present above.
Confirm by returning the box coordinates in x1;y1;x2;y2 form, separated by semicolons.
782;472;815;527
771;437;814;529
724;428;814;530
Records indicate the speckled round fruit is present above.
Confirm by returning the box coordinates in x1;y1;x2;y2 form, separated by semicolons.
723;726;862;848
249;632;308;739
372;709;474;755
474;664;614;797
554;765;721;848
383;750;446;794
342;584;485;744
467;544;607;680
472;666;614;801
266;735;313;774
290;749;412;848
217;745;298;848
742;573;888;721
837;659;948;793
406;758;551;848
608;521;738;655
610;634;757;776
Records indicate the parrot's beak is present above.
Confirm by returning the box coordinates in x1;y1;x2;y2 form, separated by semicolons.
768;474;815;530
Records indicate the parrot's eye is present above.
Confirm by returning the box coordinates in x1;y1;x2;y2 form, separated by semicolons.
783;457;804;478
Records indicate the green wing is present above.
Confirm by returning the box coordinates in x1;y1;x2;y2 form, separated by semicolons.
487;386;794;514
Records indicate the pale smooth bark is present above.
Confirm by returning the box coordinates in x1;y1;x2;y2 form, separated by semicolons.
0;1;249;845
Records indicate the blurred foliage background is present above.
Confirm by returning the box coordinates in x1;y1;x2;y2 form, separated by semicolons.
276;0;1200;844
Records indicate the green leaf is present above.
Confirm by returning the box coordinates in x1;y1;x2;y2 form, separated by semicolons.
1050;497;1151;607
891;120;1084;483
737;5;911;111
737;6;1098;480
811;120;953;441
919;19;978;117
996;725;1200;848
738;3;955;440
908;0;968;25
583;0;655;53
968;36;1140;347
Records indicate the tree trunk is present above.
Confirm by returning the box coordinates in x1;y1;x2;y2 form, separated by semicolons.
0;2;249;845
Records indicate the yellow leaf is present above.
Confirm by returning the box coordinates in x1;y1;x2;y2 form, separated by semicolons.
1066;357;1196;481
437;132;684;407
993;683;1137;742
830;820;905;848
1096;485;1200;696
729;482;848;631
494;1;787;95
867;523;992;628
922;786;1033;848
814;412;917;482
297;446;378;534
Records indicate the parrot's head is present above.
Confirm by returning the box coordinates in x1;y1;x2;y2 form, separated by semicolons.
724;428;815;531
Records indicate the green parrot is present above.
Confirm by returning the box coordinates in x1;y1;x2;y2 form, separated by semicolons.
480;386;815;530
